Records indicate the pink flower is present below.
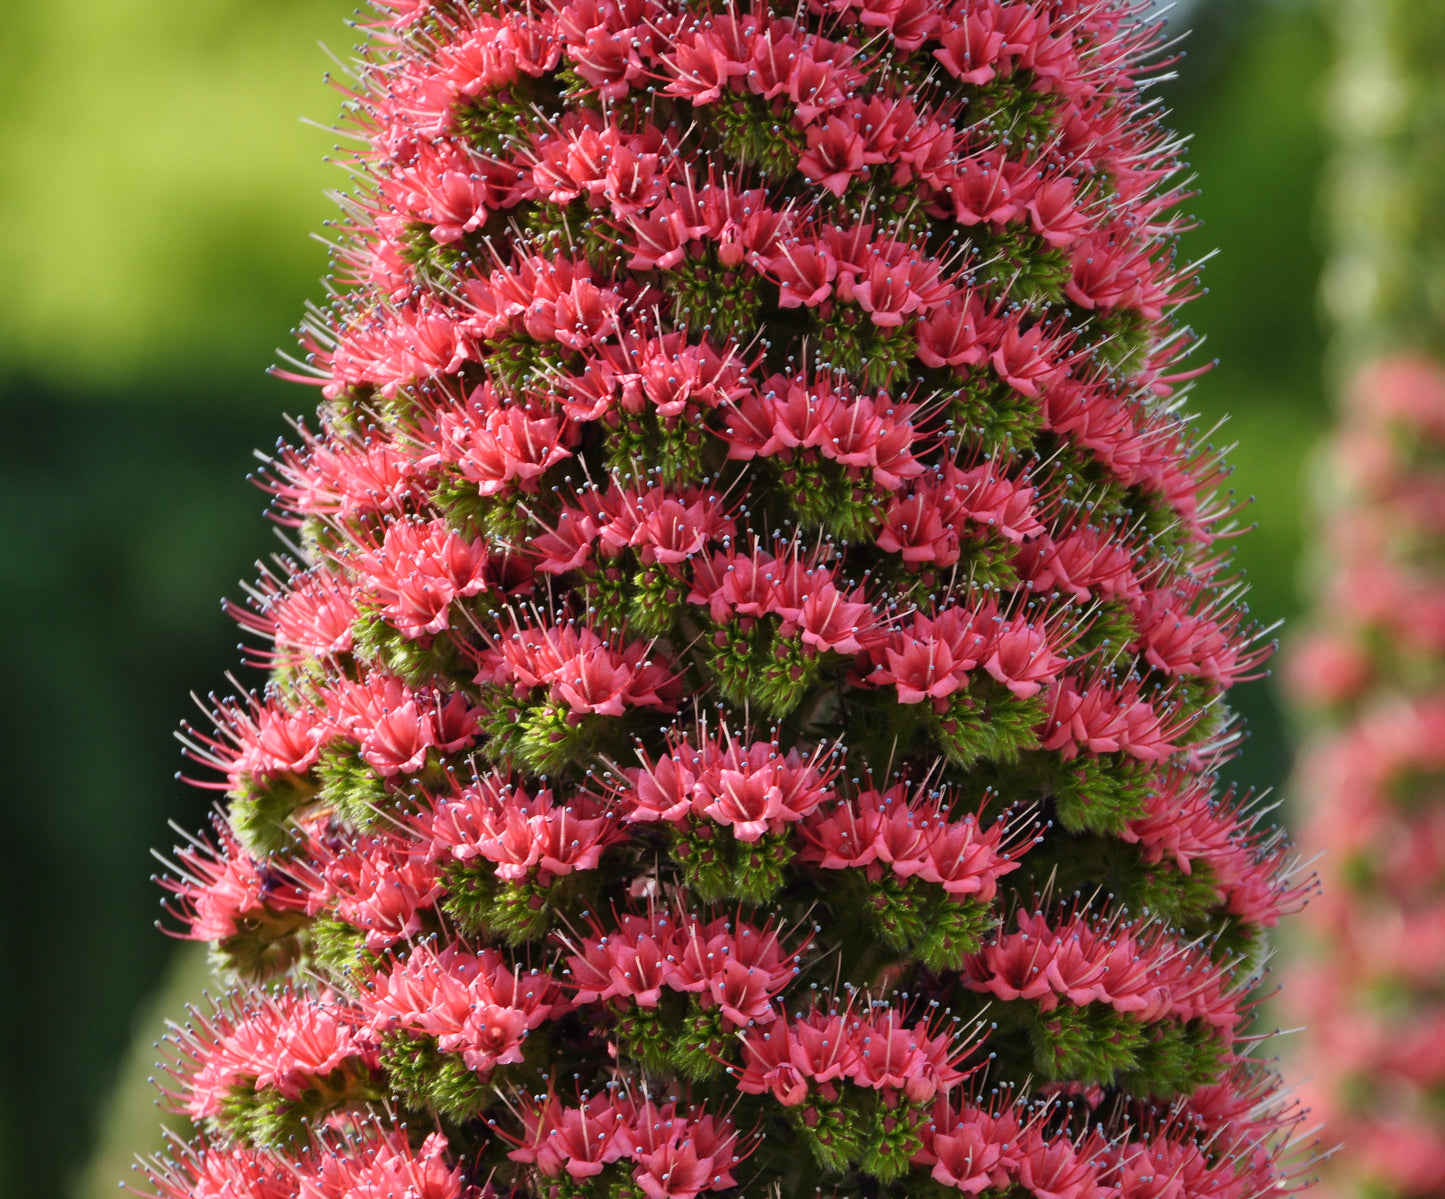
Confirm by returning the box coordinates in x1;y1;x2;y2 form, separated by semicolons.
848;247;948;328
510;1094;634;1177
419;771;624;882
878;463;1042;568
767;239;838;310
799;115;867;197
1015;1128;1107;1199
140;1143;298;1199
385;140;501;244
346;516;493;638
924;1103;1019;1193
565;907;802;1026
180;691;330;791
737;1002;977;1106
432;384;578;496
990;314;1066;396
300;829;442;948
301;1130;471;1199
159;819;308;942
1025;175;1089;249
327;674;482;776
866;604;997;706
932;9;1008;84
719;374;926;488
1017;523;1140;602
363;941;560;1073
229;565;359;664
964;909;1240;1030
633;1139;714;1199
915;292;991;368
1040;674;1185;763
597;482;737;565
476;619;679;717
798;784;1028;899
167;989;374;1122
262;427;420;521
662;26;743;105
628;1106;744;1199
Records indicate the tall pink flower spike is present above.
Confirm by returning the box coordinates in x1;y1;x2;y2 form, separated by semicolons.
1275;0;1445;1191
1284;357;1445;1199
142;2;1314;1196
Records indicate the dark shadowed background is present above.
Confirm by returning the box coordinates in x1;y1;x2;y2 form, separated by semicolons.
0;1;1330;1193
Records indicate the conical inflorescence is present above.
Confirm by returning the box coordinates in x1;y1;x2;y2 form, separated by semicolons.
1285;358;1445;1199
144;2;1311;1196
1280;2;1445;1194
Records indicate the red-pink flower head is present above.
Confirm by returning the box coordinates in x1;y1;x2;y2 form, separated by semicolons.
150;1;1302;1194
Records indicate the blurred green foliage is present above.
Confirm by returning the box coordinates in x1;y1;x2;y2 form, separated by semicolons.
0;2;1332;1196
0;2;345;1194
1321;0;1445;364
0;0;341;388
1165;0;1332;799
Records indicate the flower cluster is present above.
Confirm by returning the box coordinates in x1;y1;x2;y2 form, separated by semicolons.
619;727;839;838
918;1098;1291;1199
1284;357;1445;1199
508;1093;745;1199
735;1001;974;1105
797;782;1020;899
144;0;1308;1195
365;939;564;1075
140;1125;474;1199
160;988;379;1144
417;770;626;883
564;907;806;1030
965;908;1241;1030
1120;768;1307;929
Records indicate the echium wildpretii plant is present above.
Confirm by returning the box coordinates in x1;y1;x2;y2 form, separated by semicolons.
1284;358;1445;1199
142;1;1312;1196
1280;2;1445;1196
